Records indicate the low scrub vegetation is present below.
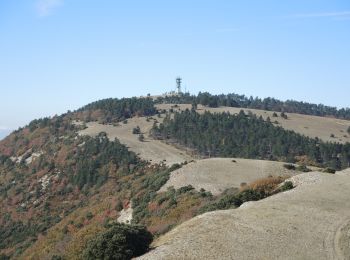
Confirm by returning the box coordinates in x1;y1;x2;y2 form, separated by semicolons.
132;126;141;134
283;164;296;170
284;164;312;172
198;176;292;214
323;167;336;174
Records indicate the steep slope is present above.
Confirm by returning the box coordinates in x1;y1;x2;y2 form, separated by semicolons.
139;169;350;260
0;98;164;258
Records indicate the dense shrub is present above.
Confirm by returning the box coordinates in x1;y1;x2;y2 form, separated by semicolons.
283;164;296;170
132;126;141;134
138;134;145;142
280;112;288;119
296;165;312;172
323;167;336;174
198;177;290;214
82;223;153;260
280;181;294;191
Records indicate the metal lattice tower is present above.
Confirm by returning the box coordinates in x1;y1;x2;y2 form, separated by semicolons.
176;77;182;94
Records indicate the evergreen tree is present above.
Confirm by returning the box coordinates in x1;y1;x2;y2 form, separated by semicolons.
152;110;350;169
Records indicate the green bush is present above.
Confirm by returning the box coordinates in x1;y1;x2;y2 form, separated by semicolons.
82;223;153;260
280;181;293;191
86;212;94;220
280;112;288;119
115;201;123;211
198;188;264;214
283;164;296;170
132;126;141;134
296;165;312;172
138;134;145;142
323;167;336;174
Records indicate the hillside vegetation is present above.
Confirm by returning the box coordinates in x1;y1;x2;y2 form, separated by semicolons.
138;169;350;260
75;97;156;124
152;109;350;169
156;92;350;119
0;94;349;259
0;98;160;258
0;97;254;259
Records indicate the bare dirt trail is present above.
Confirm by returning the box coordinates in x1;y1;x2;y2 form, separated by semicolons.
159;158;298;195
138;169;350;260
77;117;193;166
156;104;350;144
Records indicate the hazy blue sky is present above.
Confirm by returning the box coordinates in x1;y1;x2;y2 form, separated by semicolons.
1;0;350;138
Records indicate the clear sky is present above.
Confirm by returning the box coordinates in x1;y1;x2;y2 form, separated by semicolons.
0;0;350;139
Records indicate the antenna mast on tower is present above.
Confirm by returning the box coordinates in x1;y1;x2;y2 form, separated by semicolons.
176;77;182;94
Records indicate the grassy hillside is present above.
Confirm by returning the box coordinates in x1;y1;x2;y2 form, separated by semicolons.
0;94;349;259
138;169;350;260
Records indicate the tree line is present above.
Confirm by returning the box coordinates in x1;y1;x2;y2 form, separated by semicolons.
156;92;350;120
77;97;157;123
152;110;350;169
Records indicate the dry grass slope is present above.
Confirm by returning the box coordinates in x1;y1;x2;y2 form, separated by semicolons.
78;116;193;166
159;158;298;195
138;169;350;260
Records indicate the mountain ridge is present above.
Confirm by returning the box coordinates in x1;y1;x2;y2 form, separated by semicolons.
0;93;349;259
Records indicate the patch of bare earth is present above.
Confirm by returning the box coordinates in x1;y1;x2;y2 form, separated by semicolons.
159;158;296;195
117;203;133;224
138;169;350;260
